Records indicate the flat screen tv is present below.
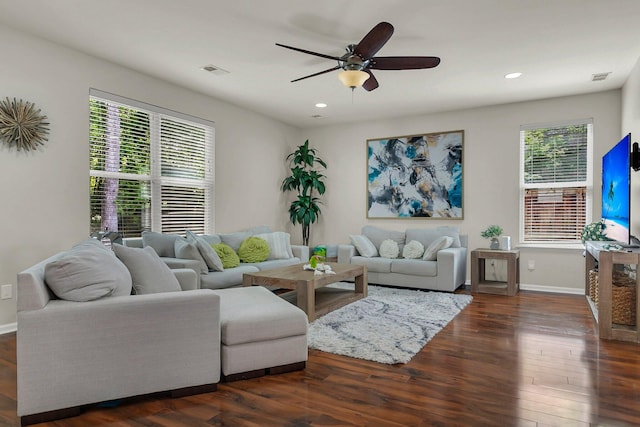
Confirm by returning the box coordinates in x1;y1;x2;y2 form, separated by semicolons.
601;133;631;244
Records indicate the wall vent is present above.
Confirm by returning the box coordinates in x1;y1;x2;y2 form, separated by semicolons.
200;64;229;75
592;72;610;82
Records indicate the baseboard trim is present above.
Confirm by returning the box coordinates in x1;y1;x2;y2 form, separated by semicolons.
464;281;583;295
0;323;17;335
519;284;584;295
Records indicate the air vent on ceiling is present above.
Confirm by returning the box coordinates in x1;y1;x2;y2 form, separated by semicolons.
592;72;610;82
200;64;229;75
311;114;324;119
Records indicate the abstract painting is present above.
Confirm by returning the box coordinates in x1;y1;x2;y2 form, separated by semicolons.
367;130;464;219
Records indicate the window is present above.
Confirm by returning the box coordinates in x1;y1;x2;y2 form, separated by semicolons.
89;90;214;237
519;120;593;245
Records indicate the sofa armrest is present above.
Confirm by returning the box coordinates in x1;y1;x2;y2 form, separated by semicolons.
338;244;357;264
172;268;200;290
291;245;309;262
436;247;468;290
17;290;221;416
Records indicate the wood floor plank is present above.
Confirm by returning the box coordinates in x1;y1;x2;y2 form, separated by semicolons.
2;289;640;426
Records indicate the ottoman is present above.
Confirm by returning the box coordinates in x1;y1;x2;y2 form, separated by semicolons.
213;286;308;381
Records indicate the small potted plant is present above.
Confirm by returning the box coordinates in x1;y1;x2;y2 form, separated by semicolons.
481;225;503;250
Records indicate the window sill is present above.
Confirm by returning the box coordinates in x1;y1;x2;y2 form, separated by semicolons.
517;242;585;251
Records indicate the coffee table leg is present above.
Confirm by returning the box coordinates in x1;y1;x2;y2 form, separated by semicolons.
297;281;315;322
355;269;368;297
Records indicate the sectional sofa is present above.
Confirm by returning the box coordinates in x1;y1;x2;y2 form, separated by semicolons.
125;227;309;289
16;238;308;425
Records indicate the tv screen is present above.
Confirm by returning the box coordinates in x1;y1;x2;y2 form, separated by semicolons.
601;133;631;244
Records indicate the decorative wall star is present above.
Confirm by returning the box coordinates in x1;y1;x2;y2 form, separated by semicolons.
0;97;49;151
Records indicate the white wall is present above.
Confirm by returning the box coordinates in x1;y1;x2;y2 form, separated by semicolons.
302;90;622;293
623;57;640;240
0;24;300;327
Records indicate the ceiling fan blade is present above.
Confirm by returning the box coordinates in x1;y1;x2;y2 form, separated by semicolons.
369;56;441;70
353;22;394;60
276;43;341;61
362;70;379;91
290;65;341;83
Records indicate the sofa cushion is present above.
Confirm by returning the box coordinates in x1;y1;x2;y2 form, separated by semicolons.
112;244;181;294
174;237;208;274
362;225;405;250
350;234;378;258
350;256;392;273
403;240;425;259
391;259;438;276
422;236;454;261
255;232;294;259
199;233;222;246
186;230;224;272
141;231;179;257
200;265;260;290
219;231;252;251
212;243;240;268
214;286;308;346
44;239;132;302
379;239;400;259
237;236;270;263
406;227;462;249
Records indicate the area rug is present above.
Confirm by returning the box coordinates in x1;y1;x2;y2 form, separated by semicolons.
307;284;473;364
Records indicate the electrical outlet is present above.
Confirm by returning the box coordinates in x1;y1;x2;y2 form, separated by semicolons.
528;260;536;271
1;284;12;300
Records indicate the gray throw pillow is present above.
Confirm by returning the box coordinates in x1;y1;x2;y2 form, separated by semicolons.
219;231;252;251
185;230;224;272
141;231;179;257
113;244;181;294
45;239;132;302
174;237;209;274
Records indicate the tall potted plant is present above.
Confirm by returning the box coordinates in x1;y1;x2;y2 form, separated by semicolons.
281;140;327;246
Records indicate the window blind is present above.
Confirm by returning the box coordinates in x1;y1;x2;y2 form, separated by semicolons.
89;92;214;237
520;121;592;243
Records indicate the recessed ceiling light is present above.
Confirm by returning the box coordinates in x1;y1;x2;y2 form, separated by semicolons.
315;103;327;108
505;72;522;79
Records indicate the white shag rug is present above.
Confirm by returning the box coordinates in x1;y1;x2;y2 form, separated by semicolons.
307;284;473;364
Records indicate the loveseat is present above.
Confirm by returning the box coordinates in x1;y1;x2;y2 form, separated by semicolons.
338;225;467;292
125;227;309;289
17;239;308;424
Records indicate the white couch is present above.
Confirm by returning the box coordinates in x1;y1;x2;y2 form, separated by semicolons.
338;226;467;292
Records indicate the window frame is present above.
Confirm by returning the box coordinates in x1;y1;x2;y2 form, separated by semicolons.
518;119;593;249
89;89;215;237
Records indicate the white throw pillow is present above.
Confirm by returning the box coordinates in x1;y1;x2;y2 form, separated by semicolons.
422;236;454;261
350;234;378;258
255;231;294;259
402;240;425;259
379;239;400;259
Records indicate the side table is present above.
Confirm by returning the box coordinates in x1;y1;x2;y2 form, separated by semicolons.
471;249;520;296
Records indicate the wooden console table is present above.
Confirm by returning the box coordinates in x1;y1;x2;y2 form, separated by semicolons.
470;249;520;296
584;241;640;342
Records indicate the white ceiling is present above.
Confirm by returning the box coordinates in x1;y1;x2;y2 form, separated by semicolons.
1;0;640;128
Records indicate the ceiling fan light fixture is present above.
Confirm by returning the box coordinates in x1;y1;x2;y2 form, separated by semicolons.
338;70;370;88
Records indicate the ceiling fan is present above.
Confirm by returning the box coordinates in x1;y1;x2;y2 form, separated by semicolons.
276;22;440;91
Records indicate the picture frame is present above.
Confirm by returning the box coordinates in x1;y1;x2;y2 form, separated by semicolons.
366;130;464;219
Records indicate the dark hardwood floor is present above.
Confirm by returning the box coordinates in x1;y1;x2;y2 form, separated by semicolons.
2;289;640;426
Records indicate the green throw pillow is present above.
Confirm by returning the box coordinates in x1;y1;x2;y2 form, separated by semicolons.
237;237;270;263
212;243;240;268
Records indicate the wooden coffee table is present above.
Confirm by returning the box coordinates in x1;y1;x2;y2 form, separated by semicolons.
242;263;367;321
